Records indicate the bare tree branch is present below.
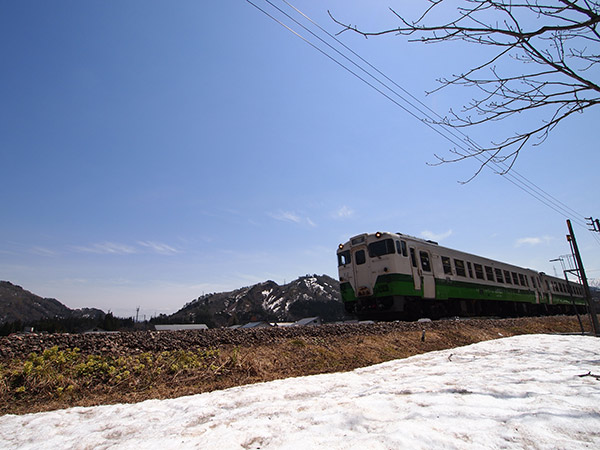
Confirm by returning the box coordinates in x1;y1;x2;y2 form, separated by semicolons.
331;0;600;178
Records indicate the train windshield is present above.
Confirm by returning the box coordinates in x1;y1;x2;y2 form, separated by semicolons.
337;250;351;266
368;239;396;257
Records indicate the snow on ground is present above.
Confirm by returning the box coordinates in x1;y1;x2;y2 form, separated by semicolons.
1;334;599;449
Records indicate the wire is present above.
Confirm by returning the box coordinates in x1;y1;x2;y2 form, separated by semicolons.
246;0;596;236
245;0;466;146
278;0;590;228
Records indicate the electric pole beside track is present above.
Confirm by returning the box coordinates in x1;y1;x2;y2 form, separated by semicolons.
566;220;600;337
586;217;600;233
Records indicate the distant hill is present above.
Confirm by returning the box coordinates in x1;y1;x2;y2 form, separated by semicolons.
588;278;600;289
162;274;347;327
0;281;104;325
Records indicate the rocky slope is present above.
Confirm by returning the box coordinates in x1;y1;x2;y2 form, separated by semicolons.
166;274;346;327
0;281;104;325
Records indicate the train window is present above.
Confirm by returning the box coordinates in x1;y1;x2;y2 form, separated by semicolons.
396;240;408;257
511;272;519;285
495;269;504;283
337;251;351;266
355;250;366;265
519;274;527;287
410;248;417;267
474;264;485;280
465;262;472;278
420;252;432;272
454;259;466;277
485;266;495;281
442;256;452;275
504;270;512;284
530;276;536;288
368;239;395;257
545;280;550;290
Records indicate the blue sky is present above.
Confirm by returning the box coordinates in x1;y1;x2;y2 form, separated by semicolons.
1;1;599;318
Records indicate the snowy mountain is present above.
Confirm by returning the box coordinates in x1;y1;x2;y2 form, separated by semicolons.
165;274;346;327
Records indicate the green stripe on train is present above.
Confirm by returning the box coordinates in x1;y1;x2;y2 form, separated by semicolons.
340;274;584;306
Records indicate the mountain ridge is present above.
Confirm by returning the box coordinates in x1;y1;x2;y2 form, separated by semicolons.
162;274;346;327
0;281;105;325
1;275;347;329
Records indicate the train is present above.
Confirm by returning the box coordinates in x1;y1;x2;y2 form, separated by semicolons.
337;231;587;320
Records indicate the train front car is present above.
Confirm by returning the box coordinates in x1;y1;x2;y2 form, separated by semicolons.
337;232;420;320
337;231;587;321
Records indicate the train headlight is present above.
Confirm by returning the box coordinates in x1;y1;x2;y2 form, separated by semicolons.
375;232;382;238
339;244;344;250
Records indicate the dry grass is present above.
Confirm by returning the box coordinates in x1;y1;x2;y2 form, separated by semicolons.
0;315;591;415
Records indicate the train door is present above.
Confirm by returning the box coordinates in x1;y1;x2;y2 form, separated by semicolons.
419;250;436;299
409;247;422;292
352;245;373;297
531;275;540;304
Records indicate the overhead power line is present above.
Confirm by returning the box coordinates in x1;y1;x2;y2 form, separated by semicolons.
246;0;596;238
275;0;590;229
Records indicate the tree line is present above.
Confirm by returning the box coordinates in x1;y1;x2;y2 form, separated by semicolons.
0;313;138;336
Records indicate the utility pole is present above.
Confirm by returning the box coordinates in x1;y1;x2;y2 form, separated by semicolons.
549;256;584;334
585;217;600;233
566;219;599;336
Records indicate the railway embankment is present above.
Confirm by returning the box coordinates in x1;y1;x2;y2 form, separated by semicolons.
0;315;592;415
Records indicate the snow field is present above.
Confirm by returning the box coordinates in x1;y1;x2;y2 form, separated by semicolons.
0;334;598;449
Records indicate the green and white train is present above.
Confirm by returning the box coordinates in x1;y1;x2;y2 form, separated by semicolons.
337;231;586;320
